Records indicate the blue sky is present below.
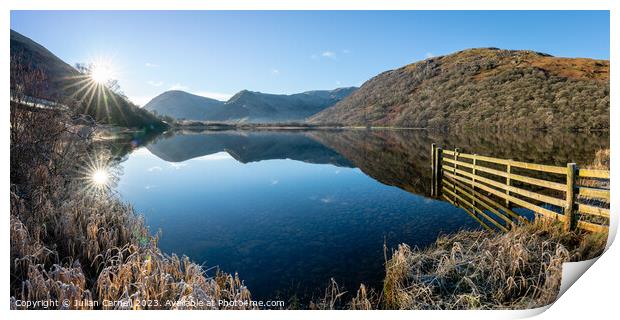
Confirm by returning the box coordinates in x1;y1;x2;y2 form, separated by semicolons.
11;11;609;106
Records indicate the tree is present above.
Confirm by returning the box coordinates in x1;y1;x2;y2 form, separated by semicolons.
74;63;125;97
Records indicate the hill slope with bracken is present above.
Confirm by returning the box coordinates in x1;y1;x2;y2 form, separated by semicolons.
310;48;609;131
10;29;164;129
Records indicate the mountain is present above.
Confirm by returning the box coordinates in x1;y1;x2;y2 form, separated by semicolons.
310;48;609;131
144;87;357;123
10;29;164;129
144;90;225;120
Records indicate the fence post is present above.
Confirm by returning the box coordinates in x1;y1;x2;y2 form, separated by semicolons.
565;163;577;231
431;144;436;197
506;161;512;208
453;148;459;203
471;155;477;191
435;147;441;196
471;154;477;218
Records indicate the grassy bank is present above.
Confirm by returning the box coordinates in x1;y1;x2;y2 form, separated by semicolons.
10;69;609;310
10;99;253;309
311;220;606;310
11;101;609;310
380;148;609;310
382;220;606;309
313;148;609;310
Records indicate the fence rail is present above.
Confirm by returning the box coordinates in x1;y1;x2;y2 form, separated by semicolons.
431;144;610;233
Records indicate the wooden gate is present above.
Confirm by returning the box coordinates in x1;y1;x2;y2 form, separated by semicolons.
430;144;609;233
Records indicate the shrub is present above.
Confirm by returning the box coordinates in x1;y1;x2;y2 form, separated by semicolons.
10;65;252;310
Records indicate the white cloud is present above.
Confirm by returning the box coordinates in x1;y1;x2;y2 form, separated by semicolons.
194;91;233;102
270;179;279;185
335;80;342;86
170;163;188;169
169;83;189;91
342;49;350;54
147;80;163;87
147;166;162;172
425;52;435;58
321;51;336;58
145;62;160;68
271;69;280;75
312;50;343;60
320;196;334;203
145;185;157;190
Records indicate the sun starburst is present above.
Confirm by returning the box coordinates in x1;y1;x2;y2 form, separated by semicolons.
91;168;110;186
60;55;131;126
75;152;120;197
89;62;115;84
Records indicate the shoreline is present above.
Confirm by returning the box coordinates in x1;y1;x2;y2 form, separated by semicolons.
100;122;611;136
10;100;610;310
159;120;612;134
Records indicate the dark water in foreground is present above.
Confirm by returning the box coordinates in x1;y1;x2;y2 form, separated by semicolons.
113;129;608;302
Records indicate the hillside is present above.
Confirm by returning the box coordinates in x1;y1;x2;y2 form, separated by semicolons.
144;87;357;123
10;30;164;129
144;90;225;120
310;48;609;131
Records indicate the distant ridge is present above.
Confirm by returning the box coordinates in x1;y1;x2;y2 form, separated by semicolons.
144;90;225;120
144;87;357;123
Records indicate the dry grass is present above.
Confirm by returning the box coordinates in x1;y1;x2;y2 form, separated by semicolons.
587;149;610;170
576;148;610;226
309;278;378;310
308;147;611;311
12;60;610;310
313;217;607;310
382;219;606;310
378;147;609;310
10;68;253;309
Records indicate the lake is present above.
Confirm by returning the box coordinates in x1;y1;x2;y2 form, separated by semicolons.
112;129;609;302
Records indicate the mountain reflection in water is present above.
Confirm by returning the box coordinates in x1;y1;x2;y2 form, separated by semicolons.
114;129;608;301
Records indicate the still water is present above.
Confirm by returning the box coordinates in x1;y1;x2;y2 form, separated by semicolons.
113;129;608;301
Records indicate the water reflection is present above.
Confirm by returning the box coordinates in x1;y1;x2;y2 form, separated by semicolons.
143;129;608;198
146;130;352;166
113;128;608;302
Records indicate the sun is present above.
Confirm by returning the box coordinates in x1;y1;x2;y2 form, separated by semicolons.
90;63;114;84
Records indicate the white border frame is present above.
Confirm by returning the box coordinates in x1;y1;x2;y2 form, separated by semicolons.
2;1;616;319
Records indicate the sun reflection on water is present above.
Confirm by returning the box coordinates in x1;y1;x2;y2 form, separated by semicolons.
76;153;119;196
91;168;110;186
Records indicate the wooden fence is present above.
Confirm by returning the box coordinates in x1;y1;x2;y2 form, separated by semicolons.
430;144;610;233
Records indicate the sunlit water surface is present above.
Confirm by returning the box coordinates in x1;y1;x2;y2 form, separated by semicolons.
114;129;608;301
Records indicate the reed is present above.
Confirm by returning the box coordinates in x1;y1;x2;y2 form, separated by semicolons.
309;279;377;310
586;149;610;171
575;148;610;230
10;72;252;309
382;219;606;310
